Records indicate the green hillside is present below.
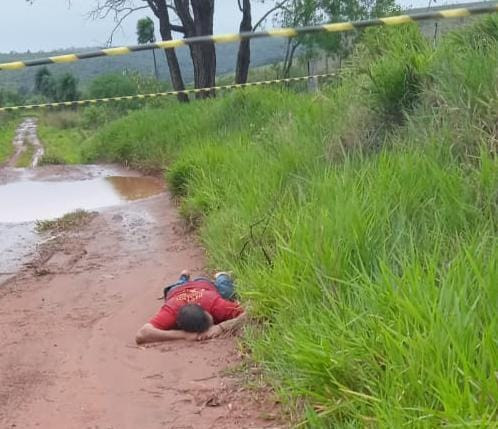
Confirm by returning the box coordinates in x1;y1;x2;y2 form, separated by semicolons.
0;38;286;92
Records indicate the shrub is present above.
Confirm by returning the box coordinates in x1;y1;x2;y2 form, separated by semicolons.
362;25;431;121
87;73;138;99
42;111;81;129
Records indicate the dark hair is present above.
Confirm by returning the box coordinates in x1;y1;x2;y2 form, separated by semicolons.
176;304;212;333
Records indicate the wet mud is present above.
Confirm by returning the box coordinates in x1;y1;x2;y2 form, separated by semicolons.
6;118;44;168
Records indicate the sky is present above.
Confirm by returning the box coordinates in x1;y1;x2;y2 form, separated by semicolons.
0;0;484;53
0;0;274;52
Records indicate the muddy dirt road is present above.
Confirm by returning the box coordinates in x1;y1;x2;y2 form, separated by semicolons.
0;125;281;428
6;117;44;168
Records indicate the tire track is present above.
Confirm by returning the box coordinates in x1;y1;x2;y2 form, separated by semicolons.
7;117;44;168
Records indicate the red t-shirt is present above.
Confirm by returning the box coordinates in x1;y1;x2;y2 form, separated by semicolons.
149;280;243;330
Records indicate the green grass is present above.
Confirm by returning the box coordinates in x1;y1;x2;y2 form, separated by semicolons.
38;125;87;165
37;111;89;165
82;17;498;427
35;209;97;233
0;115;20;164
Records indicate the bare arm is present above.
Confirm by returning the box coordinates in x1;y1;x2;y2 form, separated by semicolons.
135;323;197;345
197;312;247;341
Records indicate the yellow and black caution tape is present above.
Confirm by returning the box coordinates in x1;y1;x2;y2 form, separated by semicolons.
0;4;496;72
0;73;336;112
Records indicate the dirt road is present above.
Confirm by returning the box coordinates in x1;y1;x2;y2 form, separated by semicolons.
6;118;44;168
0;127;281;428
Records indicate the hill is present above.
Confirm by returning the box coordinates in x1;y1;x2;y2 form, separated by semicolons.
0;38;286;92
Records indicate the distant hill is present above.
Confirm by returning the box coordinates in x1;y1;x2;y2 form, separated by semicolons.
0;38;286;92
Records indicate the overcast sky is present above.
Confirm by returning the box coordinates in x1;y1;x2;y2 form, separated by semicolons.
0;0;482;53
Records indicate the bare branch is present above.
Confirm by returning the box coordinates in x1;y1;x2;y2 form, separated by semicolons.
88;0;131;20
253;0;290;31
170;24;185;33
146;0;159;15
108;8;149;45
87;0;151;45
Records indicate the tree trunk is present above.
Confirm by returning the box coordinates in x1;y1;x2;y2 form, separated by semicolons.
152;49;159;80
281;38;292;78
155;0;188;102
175;0;216;98
282;40;300;78
235;0;252;84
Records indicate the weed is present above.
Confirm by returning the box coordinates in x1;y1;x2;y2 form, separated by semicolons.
35;209;97;233
38;154;67;166
0;114;20;164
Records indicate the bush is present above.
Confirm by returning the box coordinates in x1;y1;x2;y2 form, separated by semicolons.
167;160;194;197
362;25;431;121
81;105;117;129
42;111;81;129
87;73;138;99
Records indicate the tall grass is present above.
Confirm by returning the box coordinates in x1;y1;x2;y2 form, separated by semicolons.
83;16;498;427
0;114;20;164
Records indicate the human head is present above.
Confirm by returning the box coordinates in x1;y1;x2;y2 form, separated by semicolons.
176;304;213;333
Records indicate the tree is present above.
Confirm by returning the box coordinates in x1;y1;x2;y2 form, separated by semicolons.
90;0;217;100
170;0;216;98
90;1;291;97
28;0;313;97
0;89;25;107
273;0;328;78
34;67;80;102
274;0;398;77
137;17;159;80
34;67;57;100
88;74;138;99
56;73;80;102
235;0;291;84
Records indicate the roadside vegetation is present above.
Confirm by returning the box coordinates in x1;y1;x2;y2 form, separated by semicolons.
37;111;87;165
35;209;97;233
0;114;20;164
32;73;172;166
19;16;498;427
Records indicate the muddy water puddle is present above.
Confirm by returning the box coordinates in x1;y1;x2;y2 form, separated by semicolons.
0;174;164;278
0;176;164;223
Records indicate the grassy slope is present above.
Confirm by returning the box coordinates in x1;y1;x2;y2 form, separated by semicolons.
83;17;498;427
0;115;20;164
37;111;92;165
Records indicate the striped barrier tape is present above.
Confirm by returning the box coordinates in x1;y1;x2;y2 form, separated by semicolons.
0;73;336;112
0;4;496;72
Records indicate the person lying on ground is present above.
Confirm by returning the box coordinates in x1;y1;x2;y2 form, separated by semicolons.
136;270;246;345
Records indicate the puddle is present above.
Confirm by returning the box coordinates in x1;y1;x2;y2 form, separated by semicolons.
0;176;164;223
0;222;38;277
